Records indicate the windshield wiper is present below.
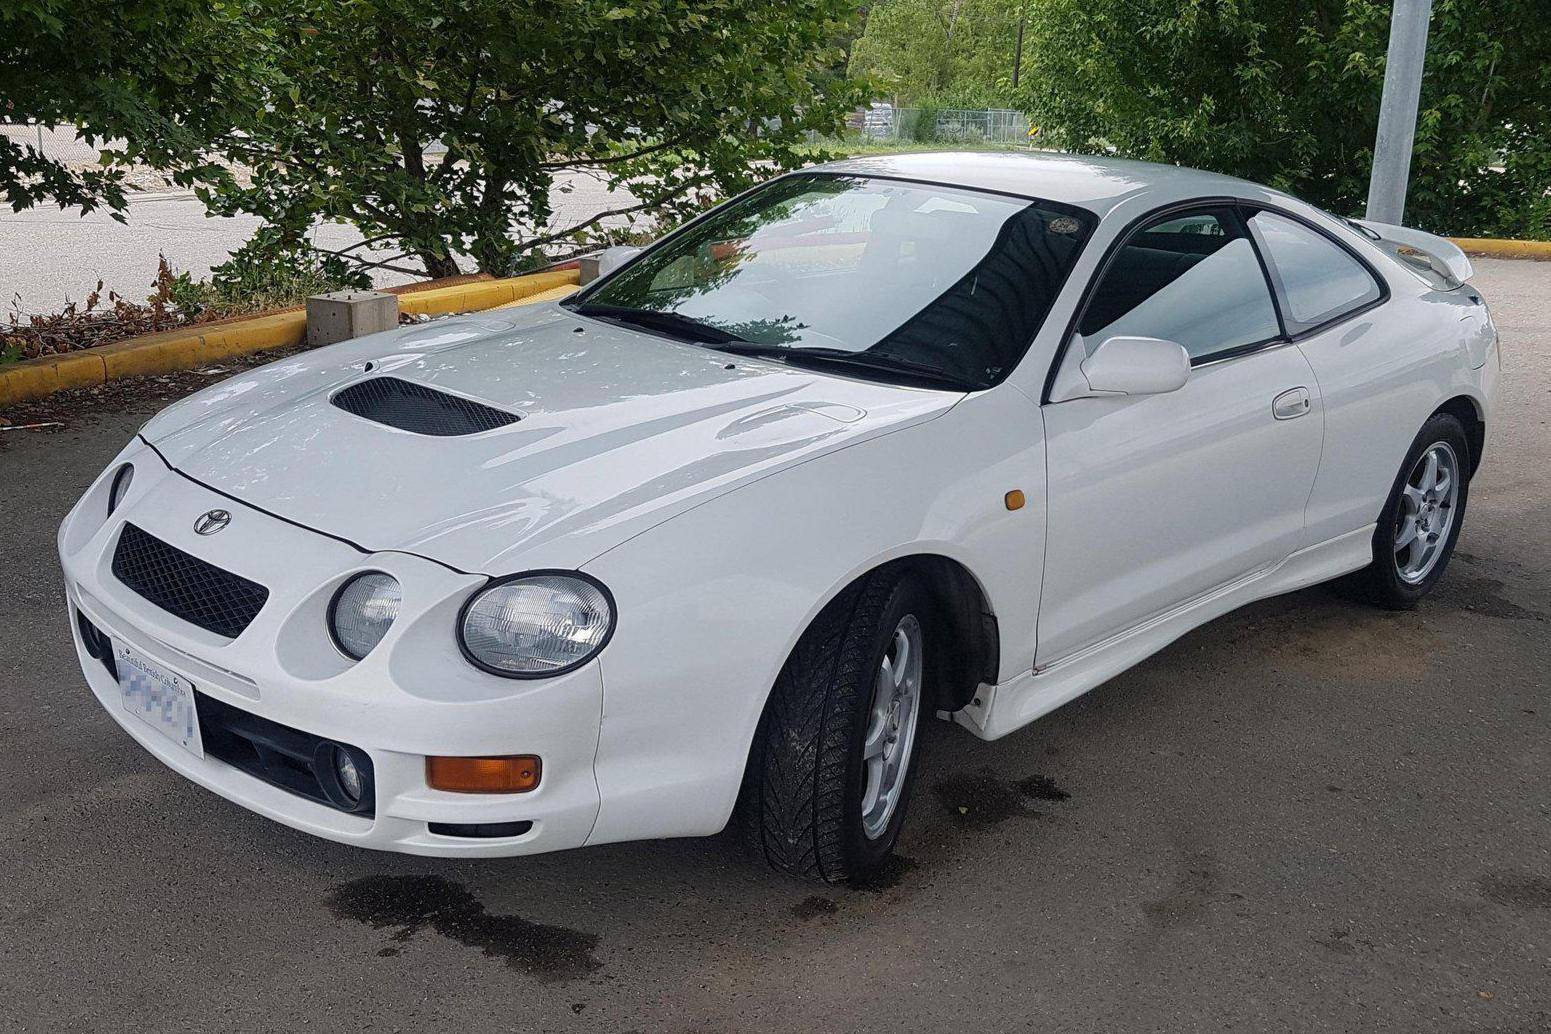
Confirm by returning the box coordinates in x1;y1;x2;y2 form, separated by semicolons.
574;303;747;345
714;342;977;391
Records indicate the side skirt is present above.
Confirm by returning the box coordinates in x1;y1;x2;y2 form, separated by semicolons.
955;525;1375;741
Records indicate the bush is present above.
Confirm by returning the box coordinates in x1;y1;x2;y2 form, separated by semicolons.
3;261;190;361
1021;0;1551;238
902;106;941;143
168;233;370;319
1;245;370;363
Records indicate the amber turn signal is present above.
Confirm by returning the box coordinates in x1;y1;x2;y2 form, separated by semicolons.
426;754;542;794
1005;489;1026;511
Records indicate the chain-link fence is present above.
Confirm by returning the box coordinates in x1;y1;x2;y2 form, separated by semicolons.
860;106;1031;145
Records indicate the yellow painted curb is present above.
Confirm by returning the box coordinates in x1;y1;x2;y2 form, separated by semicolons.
493;283;579;309
399;269;579;317
1450;237;1551;261
0;350;107;406
93;311;311;382
0;268;582;409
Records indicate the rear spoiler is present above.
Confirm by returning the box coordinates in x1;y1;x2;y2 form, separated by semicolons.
1348;218;1474;289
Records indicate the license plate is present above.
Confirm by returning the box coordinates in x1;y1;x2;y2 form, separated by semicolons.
115;639;204;758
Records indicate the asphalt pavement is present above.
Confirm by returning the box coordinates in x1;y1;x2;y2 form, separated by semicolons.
1;258;1547;1033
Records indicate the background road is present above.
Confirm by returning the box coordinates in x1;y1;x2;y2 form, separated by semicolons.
0;172;635;314
1;259;1547;1032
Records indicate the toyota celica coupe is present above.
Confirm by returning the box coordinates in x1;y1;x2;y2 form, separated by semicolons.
60;153;1501;881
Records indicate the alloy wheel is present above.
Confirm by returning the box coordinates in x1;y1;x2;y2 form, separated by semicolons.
1394;441;1460;584
860;613;923;840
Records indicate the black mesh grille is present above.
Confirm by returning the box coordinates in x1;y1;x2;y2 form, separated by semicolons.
331;376;520;436
111;524;269;639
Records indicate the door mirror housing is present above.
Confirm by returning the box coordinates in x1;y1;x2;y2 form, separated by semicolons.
580;245;645;285
595;245;643;280
1077;335;1191;397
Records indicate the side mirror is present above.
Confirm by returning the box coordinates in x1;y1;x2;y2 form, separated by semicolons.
579;245;644;285
1079;335;1191;396
589;245;643;283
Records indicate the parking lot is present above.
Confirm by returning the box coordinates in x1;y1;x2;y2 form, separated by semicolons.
1;257;1546;1032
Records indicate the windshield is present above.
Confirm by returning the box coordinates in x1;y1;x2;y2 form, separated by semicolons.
572;174;1095;389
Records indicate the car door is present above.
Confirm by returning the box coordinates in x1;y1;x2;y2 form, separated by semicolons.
1036;206;1324;664
1241;208;1409;547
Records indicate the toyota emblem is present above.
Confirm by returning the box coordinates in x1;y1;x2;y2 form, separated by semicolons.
194;509;231;536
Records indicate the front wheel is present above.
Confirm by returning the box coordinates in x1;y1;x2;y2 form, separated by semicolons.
1352;413;1471;609
739;570;931;882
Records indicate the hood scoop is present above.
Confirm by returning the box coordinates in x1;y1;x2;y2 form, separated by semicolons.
331;376;521;436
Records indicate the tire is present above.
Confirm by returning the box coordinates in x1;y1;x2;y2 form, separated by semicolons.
1351;413;1471;610
739;570;931;882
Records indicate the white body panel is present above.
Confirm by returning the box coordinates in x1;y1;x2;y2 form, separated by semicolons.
57;153;1502;857
1039;344;1322;663
582;387;1045;842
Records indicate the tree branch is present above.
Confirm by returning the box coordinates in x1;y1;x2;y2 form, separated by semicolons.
315;232;400;257
344;252;424;276
538;139;681;170
519;173;715;250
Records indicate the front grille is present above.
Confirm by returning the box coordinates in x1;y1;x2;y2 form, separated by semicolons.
197;691;375;817
331;376;520;436
111;524;269;639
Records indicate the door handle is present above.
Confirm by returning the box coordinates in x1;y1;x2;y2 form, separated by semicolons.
1272;386;1312;420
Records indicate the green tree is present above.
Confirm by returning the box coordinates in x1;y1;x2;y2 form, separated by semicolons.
0;0;234;216
1020;0;1551;238
178;0;865;278
849;0;1026;105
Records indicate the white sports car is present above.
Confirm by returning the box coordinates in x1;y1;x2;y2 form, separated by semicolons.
60;153;1500;881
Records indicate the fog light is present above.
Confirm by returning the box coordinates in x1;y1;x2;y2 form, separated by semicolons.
335;748;364;803
426;755;542;794
315;741;372;812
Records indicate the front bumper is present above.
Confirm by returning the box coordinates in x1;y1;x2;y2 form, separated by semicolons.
59;441;604;857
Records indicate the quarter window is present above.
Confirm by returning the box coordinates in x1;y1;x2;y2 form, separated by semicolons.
1248;211;1382;329
1077;209;1281;362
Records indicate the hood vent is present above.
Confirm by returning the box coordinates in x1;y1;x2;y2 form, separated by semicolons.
331;376;520;436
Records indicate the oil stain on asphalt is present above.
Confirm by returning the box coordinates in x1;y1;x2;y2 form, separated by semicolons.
1142;851;1230;931
1478;871;1551;910
328;874;601;981
791;895;840;919
1434;574;1546;621
934;770;1071;830
849;854;918;892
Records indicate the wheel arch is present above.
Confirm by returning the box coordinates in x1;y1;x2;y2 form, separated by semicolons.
1433;394;1486;477
812;553;1000;715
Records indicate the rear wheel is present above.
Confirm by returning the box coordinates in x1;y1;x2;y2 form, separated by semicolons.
1352;413;1471;609
740;570;931;882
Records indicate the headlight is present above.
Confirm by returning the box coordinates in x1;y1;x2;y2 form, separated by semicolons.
329;572;402;660
107;463;134;516
458;573;614;677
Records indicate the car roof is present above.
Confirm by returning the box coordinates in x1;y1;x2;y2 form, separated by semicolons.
809;151;1269;217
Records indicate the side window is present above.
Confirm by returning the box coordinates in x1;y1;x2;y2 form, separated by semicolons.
1248;211;1382;329
1077;209;1281;362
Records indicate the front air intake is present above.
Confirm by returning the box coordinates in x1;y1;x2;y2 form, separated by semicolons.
331;376;520;436
111;524;269;639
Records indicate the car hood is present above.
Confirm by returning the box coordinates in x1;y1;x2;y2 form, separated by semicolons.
143;304;959;573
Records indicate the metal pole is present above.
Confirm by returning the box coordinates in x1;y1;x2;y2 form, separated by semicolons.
1012;15;1026;88
1365;0;1434;224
